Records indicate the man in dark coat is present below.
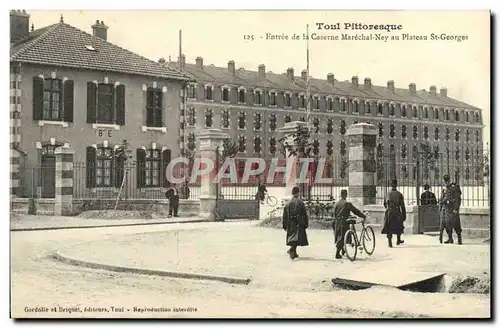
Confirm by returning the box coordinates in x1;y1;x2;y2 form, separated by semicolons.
332;189;366;259
165;185;180;218
439;175;463;244
282;186;309;260
420;184;437;206
382;179;406;247
255;182;268;204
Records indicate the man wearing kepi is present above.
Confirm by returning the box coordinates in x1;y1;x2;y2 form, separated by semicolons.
282;186;309;260
332;189;366;259
439;175;463;244
382;179;406;247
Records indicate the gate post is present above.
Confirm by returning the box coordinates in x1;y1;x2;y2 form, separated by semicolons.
54;145;75;216
346;123;377;206
278;121;310;199
196;129;228;221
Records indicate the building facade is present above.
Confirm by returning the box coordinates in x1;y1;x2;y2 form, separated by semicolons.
10;11;191;198
169;56;485;186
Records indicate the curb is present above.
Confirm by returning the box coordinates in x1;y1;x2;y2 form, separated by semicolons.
51;251;252;286
10;219;210;232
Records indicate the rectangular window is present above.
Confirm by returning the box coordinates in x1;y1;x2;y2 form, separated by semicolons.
255;91;262;105
221;110;230;129
270;114;277;131
285;94;291;107
43;79;61;120
314;97;320;110
299;95;305;108
269;137;276;154
238;89;246;103
97;84;114;124
146;88;163;127
222;88;229;102
145;149;161;187
353;101;358;113
205;86;213;100
327;98;333;111
187;107;196;126
186;84;195;98
95;147;114;187
270;92;276;106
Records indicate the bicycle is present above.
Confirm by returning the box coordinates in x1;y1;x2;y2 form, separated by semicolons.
253;193;278;207
343;214;376;261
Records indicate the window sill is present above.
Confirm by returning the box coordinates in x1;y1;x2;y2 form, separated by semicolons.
221;100;230;104
238;102;247;105
268;105;278;108
38;120;69;128
254;129;262;132
93;123;120;130
237;128;247;131
205;99;214;102
187;97;197;101
254;104;263;107
221;126;230;130
186;124;196;128
141;126;167;133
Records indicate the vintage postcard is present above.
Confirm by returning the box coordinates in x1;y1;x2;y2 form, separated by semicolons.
9;9;490;319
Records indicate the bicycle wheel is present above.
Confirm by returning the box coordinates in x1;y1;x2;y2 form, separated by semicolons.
362;226;376;255
343;230;358;261
266;195;278;207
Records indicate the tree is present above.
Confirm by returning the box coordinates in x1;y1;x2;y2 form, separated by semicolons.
419;141;437;181
114;139;133;210
278;124;314;158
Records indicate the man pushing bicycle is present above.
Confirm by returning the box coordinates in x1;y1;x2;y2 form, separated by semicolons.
332;189;367;259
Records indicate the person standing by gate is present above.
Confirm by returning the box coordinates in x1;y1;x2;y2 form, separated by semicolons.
165;185;180;218
382;179;406;247
439;175;463;244
332;189;366;259
420;184;437;206
282;186;309;260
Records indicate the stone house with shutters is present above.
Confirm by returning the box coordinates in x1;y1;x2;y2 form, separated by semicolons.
10;11;191;198
169;56;485;186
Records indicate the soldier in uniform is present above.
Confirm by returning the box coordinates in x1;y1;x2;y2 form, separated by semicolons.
439;175;463;244
165;184;180;218
382;179;406;248
282;186;309;260
332;189;366;259
420;184;437;206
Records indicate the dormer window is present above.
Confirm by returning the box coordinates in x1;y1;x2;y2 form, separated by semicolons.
222;87;230;102
313;97;320;110
298;94;306;109
378;103;383;115
340;98;346;112
401;104;407;117
327;97;333;111
238;88;246;104
389;103;395;116
455;110;460;121
186;84;196;99
412;106;418;118
365;101;371;114
352;100;359;113
205;85;213;101
284;93;292;107
254;90;262;105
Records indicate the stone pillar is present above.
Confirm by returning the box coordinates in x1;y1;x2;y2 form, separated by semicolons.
10;148;22;197
54;145;75;216
347;123;377;206
278;121;310;199
196;128;229;220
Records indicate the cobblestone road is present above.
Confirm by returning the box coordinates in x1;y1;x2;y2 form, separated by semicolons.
11;221;490;318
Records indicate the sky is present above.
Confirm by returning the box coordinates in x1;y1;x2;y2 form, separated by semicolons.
26;10;491;144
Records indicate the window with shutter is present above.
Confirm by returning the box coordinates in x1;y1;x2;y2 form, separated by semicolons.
146;88;162;127
140;149;161;187
86;82;97;123
95;146;114;187
97;84;114;124
38;78;63;121
115;84;126;126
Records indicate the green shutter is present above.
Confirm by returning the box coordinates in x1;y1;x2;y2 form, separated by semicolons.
86;82;97;123
115;84;125;125
32;76;44;120
63;80;74;122
86;147;96;188
136;148;146;188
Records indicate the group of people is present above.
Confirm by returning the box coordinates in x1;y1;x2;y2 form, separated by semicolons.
281;174;463;260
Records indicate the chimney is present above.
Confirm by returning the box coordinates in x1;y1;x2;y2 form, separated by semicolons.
178;54;186;71
387;80;395;92
364;78;372;90
91;20;108;41
10;10;30;43
228;60;235;75
440;87;447;97
301;70;307;80
258;64;266;79
196;57;204;69
429;85;437;95
409;83;416;94
351;76;359;88
286;68;294;81
327;73;335;84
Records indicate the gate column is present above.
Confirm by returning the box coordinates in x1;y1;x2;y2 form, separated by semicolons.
54;145;75;216
196;128;228;221
278;121;310;199
347;123;377;207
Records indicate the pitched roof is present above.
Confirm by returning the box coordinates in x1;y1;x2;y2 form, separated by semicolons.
10;22;191;81
169;60;481;110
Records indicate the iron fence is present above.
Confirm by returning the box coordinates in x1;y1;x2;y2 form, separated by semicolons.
375;143;490;208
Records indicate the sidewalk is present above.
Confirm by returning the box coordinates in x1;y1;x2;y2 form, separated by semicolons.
10;213;207;231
